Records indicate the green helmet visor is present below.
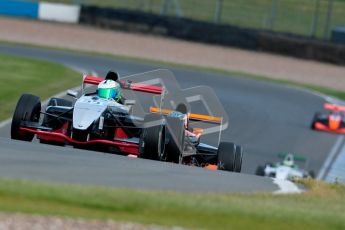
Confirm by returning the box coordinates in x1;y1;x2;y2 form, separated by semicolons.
98;88;117;99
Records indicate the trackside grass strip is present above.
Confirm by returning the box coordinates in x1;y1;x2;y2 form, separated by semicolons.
0;178;344;230
0;53;80;120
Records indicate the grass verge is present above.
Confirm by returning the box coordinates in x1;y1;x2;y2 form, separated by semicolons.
0;178;344;230
0;53;80;120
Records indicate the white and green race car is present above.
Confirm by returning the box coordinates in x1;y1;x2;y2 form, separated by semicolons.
256;153;314;180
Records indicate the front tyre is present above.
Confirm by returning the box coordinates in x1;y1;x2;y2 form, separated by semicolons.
11;94;41;141
234;145;243;173
217;142;236;172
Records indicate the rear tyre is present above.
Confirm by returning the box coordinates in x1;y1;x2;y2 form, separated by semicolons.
165;116;185;163
217;142;236;172
139;114;166;160
11;94;41;141
234;145;243;173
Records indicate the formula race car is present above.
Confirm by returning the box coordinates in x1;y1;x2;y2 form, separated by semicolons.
11;69;243;172
255;153;314;180
311;103;345;134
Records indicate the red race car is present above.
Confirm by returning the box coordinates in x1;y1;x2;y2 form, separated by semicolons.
311;103;345;134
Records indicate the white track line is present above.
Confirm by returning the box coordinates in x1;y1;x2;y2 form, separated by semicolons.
317;136;345;180
325;141;345;183
273;178;302;194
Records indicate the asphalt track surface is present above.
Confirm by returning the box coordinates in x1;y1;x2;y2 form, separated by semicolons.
0;138;279;192
0;44;339;192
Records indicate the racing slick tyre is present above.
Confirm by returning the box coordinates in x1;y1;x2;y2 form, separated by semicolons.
310;112;320;129
255;166;265;176
11;94;41;142
165;116;185;163
217;142;236;172
234;145;243;173
139;114;166;160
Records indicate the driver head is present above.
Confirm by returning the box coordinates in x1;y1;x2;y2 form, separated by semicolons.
105;71;119;82
176;103;188;114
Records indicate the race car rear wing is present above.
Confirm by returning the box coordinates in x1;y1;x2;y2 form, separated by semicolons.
149;107;222;124
324;103;345;112
83;75;163;95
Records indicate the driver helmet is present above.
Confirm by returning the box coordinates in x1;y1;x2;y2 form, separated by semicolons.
283;154;294;167
98;80;121;100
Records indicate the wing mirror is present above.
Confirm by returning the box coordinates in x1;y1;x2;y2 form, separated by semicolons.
67;90;78;98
